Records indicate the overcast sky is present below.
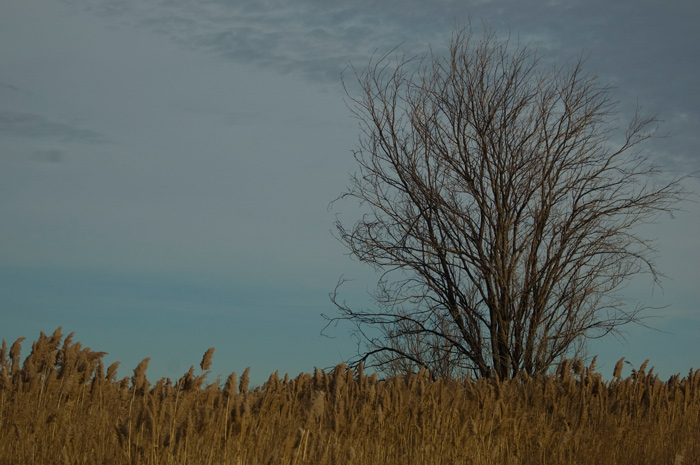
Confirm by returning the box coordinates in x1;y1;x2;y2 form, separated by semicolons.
2;0;698;386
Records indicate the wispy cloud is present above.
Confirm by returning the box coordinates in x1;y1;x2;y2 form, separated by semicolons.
59;0;465;82
0;111;110;144
0;81;26;94
56;0;700;99
55;0;700;168
31;149;65;164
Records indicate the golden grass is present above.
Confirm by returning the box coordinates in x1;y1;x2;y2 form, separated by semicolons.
1;327;698;464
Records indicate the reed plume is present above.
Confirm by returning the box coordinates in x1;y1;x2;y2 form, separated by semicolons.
1;328;699;465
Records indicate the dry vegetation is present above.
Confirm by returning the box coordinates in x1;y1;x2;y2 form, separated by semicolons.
1;328;698;464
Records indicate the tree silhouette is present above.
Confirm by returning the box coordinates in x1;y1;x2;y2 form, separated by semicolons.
328;26;688;380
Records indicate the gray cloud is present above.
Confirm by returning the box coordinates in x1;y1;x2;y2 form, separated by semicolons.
32;149;65;164
54;0;700;168
0;111;110;144
0;81;26;94
56;0;699;101
59;0;445;82
31;149;65;164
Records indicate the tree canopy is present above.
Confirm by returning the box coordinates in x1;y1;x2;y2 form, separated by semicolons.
328;26;688;380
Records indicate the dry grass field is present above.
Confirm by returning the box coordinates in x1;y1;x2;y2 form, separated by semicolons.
1;328;698;464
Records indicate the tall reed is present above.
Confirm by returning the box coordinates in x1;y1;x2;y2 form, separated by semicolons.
1;328;698;464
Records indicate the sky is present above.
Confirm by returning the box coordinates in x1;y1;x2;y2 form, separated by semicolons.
1;0;698;386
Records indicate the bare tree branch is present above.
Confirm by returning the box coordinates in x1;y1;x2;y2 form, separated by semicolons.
327;25;690;380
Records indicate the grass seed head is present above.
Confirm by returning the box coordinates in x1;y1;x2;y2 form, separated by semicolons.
200;348;215;372
613;358;625;379
239;367;250;394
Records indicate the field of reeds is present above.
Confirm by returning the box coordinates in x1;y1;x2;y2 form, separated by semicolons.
1;328;698;464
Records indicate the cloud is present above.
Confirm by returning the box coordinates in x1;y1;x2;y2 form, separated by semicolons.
55;0;698;96
31;149;65;164
55;0;699;168
59;0;454;82
0;81;26;94
0;111;110;144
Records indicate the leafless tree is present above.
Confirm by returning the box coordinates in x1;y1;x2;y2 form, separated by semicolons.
327;26;688;380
